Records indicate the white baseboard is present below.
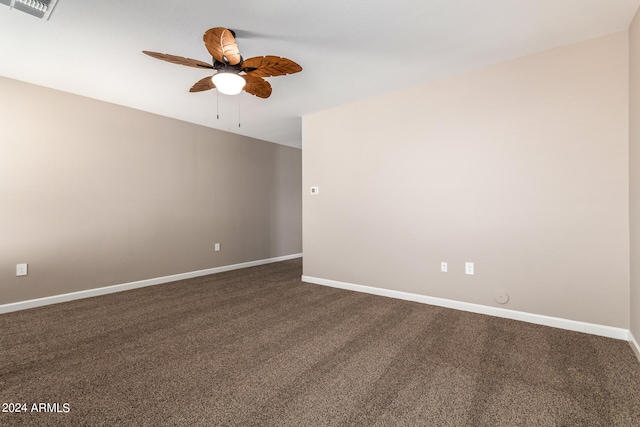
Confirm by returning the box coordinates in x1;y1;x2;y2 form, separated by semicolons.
629;331;640;362
301;275;630;341
0;254;302;314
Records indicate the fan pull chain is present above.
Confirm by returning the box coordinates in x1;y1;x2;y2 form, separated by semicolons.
216;92;219;120
238;97;241;128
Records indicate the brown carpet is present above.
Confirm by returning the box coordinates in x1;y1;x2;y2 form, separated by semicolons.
1;258;640;426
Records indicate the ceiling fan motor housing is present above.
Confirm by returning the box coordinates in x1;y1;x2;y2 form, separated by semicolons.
213;57;243;73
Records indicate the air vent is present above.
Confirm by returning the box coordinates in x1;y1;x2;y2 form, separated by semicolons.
0;0;58;20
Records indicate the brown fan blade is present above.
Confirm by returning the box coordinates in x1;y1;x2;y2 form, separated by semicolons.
189;76;216;93
203;27;241;66
241;56;302;77
142;51;213;69
242;74;272;98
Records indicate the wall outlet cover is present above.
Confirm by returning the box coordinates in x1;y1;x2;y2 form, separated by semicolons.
16;263;28;276
465;262;474;275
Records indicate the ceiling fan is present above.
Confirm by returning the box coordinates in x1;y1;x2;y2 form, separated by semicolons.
143;27;302;99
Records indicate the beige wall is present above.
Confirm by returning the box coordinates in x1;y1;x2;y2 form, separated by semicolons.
631;9;640;340
1;76;302;305
303;32;630;328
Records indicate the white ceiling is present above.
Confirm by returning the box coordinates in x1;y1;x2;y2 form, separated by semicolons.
1;0;639;148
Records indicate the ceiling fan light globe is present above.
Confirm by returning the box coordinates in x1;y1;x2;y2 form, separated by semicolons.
212;72;245;95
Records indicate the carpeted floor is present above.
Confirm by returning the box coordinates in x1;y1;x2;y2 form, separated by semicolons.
1;258;639;426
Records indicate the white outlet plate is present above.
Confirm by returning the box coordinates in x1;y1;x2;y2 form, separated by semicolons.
440;262;448;272
310;186;319;195
16;263;28;276
465;262;474;275
214;243;220;252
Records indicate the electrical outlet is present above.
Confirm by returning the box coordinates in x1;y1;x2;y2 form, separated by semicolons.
16;263;28;276
214;243;221;252
465;262;474;275
440;262;448;273
310;186;319;195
